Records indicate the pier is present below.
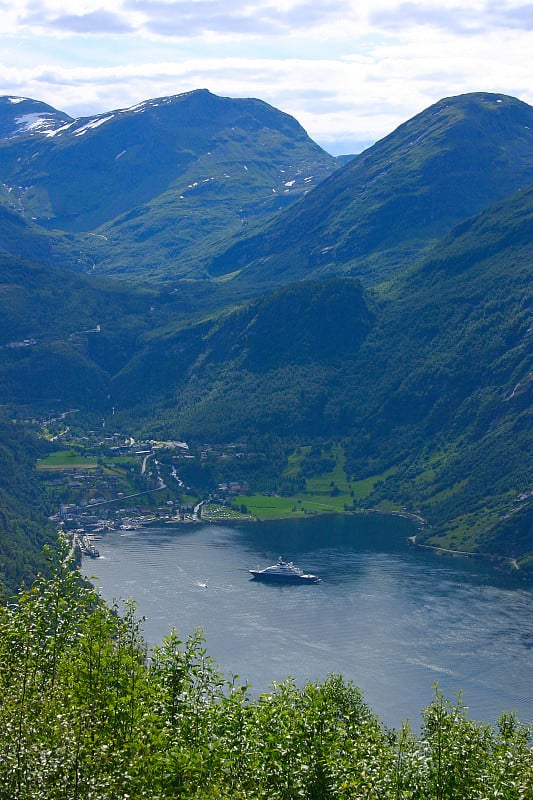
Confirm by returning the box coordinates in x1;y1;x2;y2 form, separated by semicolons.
73;532;100;558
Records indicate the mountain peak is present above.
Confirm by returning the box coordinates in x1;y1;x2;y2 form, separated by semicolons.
0;96;73;139
207;91;533;287
0;89;338;264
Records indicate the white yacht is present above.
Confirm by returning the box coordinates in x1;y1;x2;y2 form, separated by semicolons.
249;557;321;584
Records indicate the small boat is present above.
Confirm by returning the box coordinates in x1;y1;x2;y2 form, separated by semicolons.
249;557;321;584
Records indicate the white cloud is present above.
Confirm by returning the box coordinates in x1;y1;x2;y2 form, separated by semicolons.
9;1;533;40
1;1;532;153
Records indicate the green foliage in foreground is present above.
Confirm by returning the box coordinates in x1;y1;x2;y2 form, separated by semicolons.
1;542;532;800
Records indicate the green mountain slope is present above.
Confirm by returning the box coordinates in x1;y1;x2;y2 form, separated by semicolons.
0;410;57;596
110;277;374;416
0;90;338;281
0;251;178;407
0;91;532;577
347;185;533;558
110;186;532;570
207;92;533;289
0;202;91;272
2;91;532;290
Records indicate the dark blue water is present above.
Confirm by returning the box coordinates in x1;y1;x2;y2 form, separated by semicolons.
84;514;533;730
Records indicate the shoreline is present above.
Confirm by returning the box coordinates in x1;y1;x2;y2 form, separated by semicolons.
409;539;531;582
98;502;531;583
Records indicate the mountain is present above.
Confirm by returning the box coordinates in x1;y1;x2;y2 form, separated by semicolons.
0;96;72;139
207;92;533;289
0;89;532;581
0;248;193;408
108;184;533;569
0;90;338;281
2;91;532;290
0;204;91;272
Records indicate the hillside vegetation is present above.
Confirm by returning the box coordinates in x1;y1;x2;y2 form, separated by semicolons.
208;92;533;290
0;410;56;596
0;90;532;582
1;550;531;799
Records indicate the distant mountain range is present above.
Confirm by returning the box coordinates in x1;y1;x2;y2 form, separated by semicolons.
2;90;532;290
0;88;532;582
0;90;338;280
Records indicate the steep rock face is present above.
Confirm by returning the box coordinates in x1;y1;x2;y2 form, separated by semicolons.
208;93;533;288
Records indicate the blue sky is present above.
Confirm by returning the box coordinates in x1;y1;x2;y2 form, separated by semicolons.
1;1;532;154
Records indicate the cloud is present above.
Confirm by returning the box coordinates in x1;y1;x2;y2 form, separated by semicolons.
369;1;533;35
140;6;284;38
7;1;533;42
5;0;360;39
125;0;361;39
500;2;533;29
28;9;134;34
1;1;532;153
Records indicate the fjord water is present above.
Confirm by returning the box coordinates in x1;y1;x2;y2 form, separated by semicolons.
85;515;533;729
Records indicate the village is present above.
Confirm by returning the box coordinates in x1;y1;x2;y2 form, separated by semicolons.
36;421;252;555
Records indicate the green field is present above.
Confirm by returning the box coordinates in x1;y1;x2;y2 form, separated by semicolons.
285;444;397;498
235;492;352;521
238;445;402;521
36;450;98;471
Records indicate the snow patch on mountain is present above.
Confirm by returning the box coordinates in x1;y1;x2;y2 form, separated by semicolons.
74;115;115;136
121;102;146;114
45;121;76;138
121;98;171;115
14;113;58;133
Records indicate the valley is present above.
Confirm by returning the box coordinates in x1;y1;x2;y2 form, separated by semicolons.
0;87;532;800
0;88;532;596
4;0;533;785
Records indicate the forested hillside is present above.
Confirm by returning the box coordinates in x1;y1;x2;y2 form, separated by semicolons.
0;410;56;596
206;93;533;289
0;251;181;407
0;90;532;586
106;187;533;567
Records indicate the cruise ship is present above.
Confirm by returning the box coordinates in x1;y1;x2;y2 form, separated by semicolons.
249;557;321;584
